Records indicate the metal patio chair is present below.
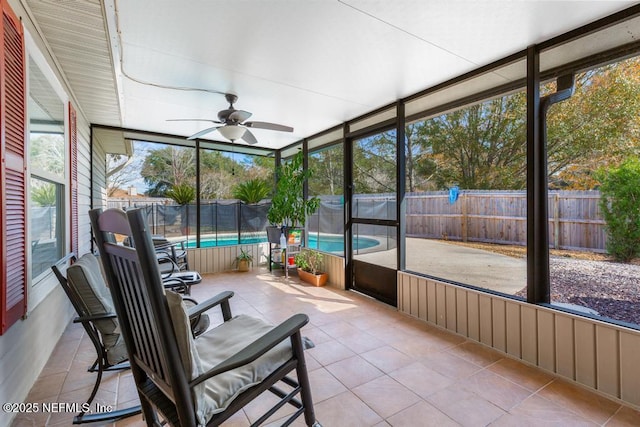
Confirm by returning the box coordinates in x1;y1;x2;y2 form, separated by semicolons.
90;207;320;426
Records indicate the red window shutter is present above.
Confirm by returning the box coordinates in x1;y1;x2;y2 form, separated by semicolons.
0;0;27;334
69;103;78;255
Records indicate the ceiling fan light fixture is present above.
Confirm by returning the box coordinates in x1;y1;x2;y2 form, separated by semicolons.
218;125;246;141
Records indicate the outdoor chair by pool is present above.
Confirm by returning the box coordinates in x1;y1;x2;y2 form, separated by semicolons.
51;252;210;424
90;207;320;426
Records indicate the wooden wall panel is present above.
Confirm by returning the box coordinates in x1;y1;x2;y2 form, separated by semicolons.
575;320;597;388
537;310;556;372
427;280;436;323
596;325;619;397
396;271;640;409
436;283;447;327
479;295;493;346
467;292;480;341
555;315;575;380
521;306;538;365
456;289;468;336
410;276;420;318
445;286;456;331
492;299;506;352
620;331;640;406
418;278;427;321
505;301;521;358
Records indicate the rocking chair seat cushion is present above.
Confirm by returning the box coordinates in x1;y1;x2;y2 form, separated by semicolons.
67;254;128;365
197;314;293;416
165;292;293;424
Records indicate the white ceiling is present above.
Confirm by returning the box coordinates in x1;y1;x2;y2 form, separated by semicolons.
24;0;640;150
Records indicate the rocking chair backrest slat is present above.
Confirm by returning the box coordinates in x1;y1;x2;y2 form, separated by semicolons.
107;248;167;384
90;208;196;425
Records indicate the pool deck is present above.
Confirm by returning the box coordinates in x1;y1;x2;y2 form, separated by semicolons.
356;238;526;295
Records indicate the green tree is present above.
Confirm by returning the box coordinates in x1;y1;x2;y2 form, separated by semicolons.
353;131;396;194
415;93;527;190
597;158;640;261
309;144;343;196
141;146;196;196
547;57;640;189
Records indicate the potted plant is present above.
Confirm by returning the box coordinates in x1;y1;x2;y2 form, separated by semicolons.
266;151;320;243
294;250;328;286
233;248;253;272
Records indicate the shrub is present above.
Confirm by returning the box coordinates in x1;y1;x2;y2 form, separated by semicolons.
597;158;640;262
165;183;195;205
232;178;271;204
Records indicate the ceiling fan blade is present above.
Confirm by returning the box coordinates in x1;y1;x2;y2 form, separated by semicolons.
228;110;252;123
187;125;221;140
167;118;222;123
244;121;293;132
241;129;259;145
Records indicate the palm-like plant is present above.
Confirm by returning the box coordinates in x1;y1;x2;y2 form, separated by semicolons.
165;183;195;205
232;178;271;204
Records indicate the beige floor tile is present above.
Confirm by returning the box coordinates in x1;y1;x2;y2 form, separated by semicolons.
605;405;640;426
386;400;460;427
446;341;504;367
25;371;67;402
361;345;415;374
458;369;533;411
427;385;506;427
538;379;621;425
318;319;358;339
389;361;454;399
306;338;355;366
352;376;421;419
308;367;348;403
311;391;383;427
420;349;482;380
491;394;597;426
15;270;640;427
338;330;386;354
487;357;555;392
326;355;384;389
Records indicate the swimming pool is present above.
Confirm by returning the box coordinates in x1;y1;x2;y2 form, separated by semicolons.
185;234;378;253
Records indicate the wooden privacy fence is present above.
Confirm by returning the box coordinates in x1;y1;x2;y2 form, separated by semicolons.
405;190;606;252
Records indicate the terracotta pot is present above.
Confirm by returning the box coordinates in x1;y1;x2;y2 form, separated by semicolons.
237;259;250;272
297;268;328;287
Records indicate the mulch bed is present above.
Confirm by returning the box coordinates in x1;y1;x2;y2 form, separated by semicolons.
448;241;640;326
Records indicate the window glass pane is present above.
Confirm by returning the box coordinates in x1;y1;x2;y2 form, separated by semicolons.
107;140;275;248
29;57;64;179
353;224;397;269
308;143;344;254
405;92;527;296
547;56;640;327
29;56;65;280
30;178;62;278
353;130;397;220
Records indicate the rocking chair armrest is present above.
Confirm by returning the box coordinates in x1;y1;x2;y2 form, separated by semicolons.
186;291;234;320
190;313;309;388
73;312;117;323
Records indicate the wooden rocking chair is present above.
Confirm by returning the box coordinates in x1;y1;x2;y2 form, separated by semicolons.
90;207;320;426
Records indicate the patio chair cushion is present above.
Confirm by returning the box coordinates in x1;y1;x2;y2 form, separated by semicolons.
165;291;293;424
66;254;128;365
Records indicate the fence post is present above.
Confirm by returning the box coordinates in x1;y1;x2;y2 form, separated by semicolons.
553;193;560;249
461;193;468;242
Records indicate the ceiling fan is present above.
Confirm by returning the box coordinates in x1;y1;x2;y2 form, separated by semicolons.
168;93;293;144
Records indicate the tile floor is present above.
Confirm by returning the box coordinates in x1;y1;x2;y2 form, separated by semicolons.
11;267;640;426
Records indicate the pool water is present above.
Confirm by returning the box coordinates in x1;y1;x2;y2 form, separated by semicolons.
186;234;378;253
